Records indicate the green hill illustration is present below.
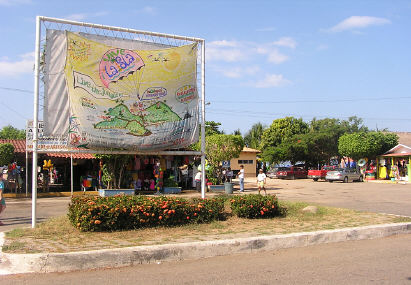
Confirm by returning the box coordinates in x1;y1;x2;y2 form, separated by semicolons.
94;102;181;136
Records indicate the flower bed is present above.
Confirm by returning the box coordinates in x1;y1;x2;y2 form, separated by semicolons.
68;195;225;232
229;194;286;218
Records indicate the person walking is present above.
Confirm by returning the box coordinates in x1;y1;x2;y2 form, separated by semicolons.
238;165;245;192
0;175;6;226
257;169;267;195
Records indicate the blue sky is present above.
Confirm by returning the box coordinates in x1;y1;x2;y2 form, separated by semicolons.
0;0;410;135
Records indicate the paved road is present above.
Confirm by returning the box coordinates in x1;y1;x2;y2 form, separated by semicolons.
264;178;411;216
2;233;411;284
0;197;70;232
1;179;410;232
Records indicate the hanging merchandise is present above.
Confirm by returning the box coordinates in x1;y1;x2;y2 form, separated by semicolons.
134;156;141;170
144;158;149;165
184;156;189;165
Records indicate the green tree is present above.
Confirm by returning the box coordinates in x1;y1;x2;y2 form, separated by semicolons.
205;134;244;184
232;129;241;136
261;117;309;149
0;143;15;166
261;117;309;163
205;121;224;136
0;125;26;139
95;154;133;189
338;132;398;161
244;122;265;150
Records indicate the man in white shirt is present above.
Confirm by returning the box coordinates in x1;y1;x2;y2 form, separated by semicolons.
257;169;267;195
238;165;245;192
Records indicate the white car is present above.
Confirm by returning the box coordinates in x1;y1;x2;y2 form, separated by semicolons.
325;168;363;183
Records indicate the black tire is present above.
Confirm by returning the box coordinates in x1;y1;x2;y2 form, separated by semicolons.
328;180;333;183
343;176;348;183
313;178;319;182
359;175;363;182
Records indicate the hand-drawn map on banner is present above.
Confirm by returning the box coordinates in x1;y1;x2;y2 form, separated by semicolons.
64;32;199;150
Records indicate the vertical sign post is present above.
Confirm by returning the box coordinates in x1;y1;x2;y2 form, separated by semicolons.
31;16;41;228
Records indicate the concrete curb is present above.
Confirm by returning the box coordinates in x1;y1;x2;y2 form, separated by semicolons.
1;222;410;274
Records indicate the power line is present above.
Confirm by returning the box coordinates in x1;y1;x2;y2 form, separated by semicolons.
207;109;411;122
0;86;32;94
210;96;411;104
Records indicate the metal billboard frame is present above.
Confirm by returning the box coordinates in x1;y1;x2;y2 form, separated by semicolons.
32;16;206;228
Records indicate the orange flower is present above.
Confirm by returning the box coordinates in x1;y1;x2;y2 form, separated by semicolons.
159;216;163;220
94;220;101;224
260;211;264;215
186;216;190;219
194;213;198;216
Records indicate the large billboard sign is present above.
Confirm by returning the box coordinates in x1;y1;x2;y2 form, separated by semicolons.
44;31;199;151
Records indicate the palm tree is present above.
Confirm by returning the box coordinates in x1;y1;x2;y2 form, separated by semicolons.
244;122;265;149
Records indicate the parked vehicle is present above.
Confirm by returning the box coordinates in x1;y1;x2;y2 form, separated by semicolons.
277;166;307;179
325;168;363;183
266;167;289;179
308;166;336;181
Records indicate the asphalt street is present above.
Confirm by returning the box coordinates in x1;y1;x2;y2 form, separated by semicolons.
1;179;411;284
2;233;411;284
1;179;410;233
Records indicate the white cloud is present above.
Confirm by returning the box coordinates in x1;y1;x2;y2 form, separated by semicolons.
214;66;260;78
272;37;297;49
208;40;239;47
207;41;245;62
0;0;31;6
208;39;295;64
327;16;391;33
65;11;108;21
267;50;289;64
134;6;156;15
0;52;34;76
254;74;290;88
256;47;289;64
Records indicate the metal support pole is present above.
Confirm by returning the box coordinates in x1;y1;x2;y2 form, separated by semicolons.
200;40;206;199
25;149;28;197
70;155;73;196
31;16;41;228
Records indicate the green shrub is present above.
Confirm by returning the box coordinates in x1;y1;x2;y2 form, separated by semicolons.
229;194;285;218
68;195;225;232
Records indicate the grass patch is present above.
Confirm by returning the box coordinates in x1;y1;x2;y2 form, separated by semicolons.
3;200;411;254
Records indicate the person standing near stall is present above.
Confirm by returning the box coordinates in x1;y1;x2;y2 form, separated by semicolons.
257;169;267;195
0;175;6;226
238;165;245;192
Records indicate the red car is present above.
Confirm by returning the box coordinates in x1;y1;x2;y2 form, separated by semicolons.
276;166;308;179
308;166;336;181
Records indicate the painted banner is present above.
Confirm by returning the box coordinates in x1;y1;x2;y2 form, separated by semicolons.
63;32;199;150
26;120;68;151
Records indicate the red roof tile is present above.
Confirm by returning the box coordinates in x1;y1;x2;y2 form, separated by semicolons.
0;139;26;153
0;139;95;159
46;153;95;159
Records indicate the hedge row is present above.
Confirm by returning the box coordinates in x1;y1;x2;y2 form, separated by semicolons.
230;194;286;218
68;194;287;232
68;195;225;232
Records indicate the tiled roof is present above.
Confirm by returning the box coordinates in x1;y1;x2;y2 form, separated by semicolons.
242;147;261;153
0;139;95;159
395;132;411;148
0;139;26;153
46;153;95;159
